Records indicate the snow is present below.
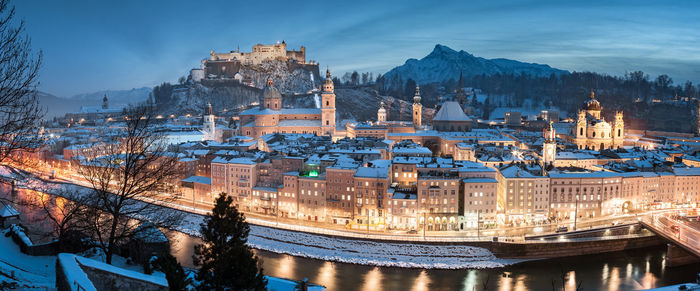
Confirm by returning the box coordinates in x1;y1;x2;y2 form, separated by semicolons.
383;44;567;87
73;254;168;286
433;101;471;121
9;224;32;246
1;166;516;270
182;176;212;185
58;253;96;291
0;229;55;289
0;203;19;217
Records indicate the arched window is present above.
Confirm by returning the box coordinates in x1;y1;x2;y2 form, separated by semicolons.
326;101;329;106
592;131;596;137
617;129;621;137
580;128;583;136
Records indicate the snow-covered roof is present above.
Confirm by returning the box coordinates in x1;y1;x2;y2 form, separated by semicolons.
433;101;470;121
278;120;322;127
182;176;212;185
0;203;19;217
280;108;322;115
355;166;389;178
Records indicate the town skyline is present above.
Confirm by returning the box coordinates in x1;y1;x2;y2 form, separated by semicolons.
14;0;700;96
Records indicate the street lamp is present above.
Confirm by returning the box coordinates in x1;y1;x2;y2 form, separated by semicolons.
423;211;427;240
574;194;579;231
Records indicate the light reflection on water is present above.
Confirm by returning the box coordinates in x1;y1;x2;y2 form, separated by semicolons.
6;187;700;290
410;270;430;291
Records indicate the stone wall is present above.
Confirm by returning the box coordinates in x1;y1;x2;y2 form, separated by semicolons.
80;264;167;291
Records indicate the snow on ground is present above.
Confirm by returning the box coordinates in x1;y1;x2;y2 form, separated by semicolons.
174;211;517;269
1;166;519;270
0;229;55;289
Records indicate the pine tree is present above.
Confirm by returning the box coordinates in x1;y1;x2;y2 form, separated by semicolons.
153;253;192;291
193;193;267;291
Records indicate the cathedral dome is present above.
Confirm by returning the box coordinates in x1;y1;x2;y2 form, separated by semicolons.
584;91;601;111
261;77;282;100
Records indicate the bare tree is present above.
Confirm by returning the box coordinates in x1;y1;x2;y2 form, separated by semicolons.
29;187;89;250
0;0;44;167
76;105;182;264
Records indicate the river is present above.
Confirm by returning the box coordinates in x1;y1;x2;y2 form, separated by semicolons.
5;184;700;290
166;228;700;290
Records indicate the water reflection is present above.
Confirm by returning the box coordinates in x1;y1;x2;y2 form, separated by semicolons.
609;267;620;291
498;272;512;291
410;270;430;291
361;267;383;291
462;270;477;290
275;255;296;280
316;262;335;290
3;188;699;291
566;271;576;290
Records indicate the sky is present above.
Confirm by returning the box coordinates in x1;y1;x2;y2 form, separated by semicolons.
13;0;700;97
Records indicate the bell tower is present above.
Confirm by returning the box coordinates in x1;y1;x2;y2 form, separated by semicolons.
102;94;108;110
543;122;557;167
613;111;624;148
203;102;216;141
321;69;336;136
377;101;387;124
412;84;422;128
575;110;587;149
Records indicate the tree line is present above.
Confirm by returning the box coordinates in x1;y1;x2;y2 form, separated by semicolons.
375;70;700;115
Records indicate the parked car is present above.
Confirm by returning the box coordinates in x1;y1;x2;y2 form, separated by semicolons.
407;229;418;234
555;226;569;233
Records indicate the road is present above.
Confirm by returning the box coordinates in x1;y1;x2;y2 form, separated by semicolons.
643;213;700;257
4;164;692;241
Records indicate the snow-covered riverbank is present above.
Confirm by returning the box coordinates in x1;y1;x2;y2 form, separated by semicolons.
2;166;520;269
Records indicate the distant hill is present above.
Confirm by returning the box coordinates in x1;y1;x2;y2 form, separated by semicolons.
68;87;152;107
36;91;87;119
382;44;568;87
37;87;151;119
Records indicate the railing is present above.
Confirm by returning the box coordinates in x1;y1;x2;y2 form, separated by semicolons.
642;214;700;256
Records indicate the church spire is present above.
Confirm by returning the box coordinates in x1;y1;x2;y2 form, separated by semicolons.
413;84;421;104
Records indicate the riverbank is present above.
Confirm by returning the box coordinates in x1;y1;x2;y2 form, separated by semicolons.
0;166;663;269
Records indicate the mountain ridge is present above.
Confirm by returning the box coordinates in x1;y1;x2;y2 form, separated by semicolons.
383;44;568;86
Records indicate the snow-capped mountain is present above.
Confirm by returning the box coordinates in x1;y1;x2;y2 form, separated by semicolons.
383;44;568;85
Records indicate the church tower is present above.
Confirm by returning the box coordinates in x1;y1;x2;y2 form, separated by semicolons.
613;111;624;148
203;102;216;141
455;70;467;108
412;84;422;128
585;90;602;119
542;122;557;167
575;110;587;149
102;94;108;110
321;69;336;136
261;77;282;110
377;101;387;124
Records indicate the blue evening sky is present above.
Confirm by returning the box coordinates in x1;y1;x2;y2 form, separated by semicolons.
14;0;700;97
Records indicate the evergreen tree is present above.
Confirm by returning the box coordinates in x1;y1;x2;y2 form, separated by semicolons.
193;194;267;291
153;253;192;291
470;91;478;107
